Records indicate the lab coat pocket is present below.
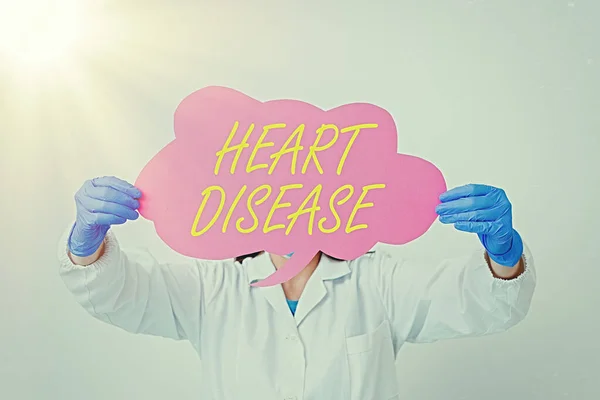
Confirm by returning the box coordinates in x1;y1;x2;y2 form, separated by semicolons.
345;320;399;400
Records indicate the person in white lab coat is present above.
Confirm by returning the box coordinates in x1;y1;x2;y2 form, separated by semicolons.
58;176;536;400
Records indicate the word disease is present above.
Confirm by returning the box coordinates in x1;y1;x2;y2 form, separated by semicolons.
189;121;386;238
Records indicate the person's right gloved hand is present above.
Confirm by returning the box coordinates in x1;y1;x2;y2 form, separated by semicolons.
68;176;142;257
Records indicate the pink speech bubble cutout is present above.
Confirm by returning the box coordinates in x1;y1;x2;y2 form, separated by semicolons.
135;86;447;287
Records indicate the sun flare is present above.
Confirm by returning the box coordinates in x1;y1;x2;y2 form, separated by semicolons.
0;0;95;74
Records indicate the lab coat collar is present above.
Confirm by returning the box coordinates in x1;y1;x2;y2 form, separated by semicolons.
244;252;277;285
242;251;372;326
314;254;352;280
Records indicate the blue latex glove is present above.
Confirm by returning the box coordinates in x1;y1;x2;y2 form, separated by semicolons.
435;184;523;267
68;176;142;257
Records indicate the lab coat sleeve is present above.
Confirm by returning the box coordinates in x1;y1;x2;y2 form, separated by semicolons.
372;243;536;344
57;225;225;346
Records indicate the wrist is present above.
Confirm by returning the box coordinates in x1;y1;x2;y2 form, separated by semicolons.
67;223;105;257
486;229;523;267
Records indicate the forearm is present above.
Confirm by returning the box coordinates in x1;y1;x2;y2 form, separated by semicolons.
59;229;194;340
386;246;535;344
486;252;524;280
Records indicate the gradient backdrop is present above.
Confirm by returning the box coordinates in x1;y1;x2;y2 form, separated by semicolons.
1;0;598;399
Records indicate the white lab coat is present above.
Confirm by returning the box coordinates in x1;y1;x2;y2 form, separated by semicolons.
58;226;536;400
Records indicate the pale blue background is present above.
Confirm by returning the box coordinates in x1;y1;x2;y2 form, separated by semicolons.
1;0;598;399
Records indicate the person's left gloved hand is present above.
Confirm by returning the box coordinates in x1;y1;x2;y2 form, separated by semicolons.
435;184;523;267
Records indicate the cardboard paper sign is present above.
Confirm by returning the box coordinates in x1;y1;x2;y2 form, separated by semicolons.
135;86;446;287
